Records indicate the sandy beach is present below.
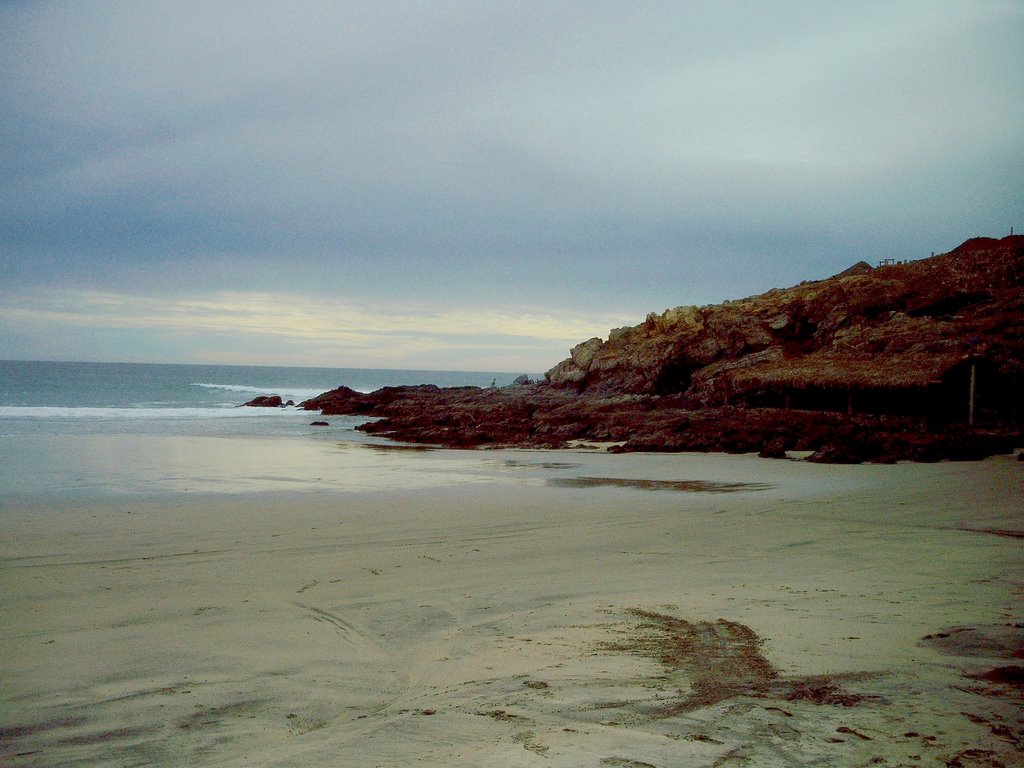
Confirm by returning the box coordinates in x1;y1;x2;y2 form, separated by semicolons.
1;440;1021;767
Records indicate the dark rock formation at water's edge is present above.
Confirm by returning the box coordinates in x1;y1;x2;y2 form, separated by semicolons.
243;395;286;407
302;236;1024;463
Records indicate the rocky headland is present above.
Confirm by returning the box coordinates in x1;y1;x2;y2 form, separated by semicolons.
302;235;1024;463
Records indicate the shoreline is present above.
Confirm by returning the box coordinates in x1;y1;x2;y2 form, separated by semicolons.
1;446;1021;766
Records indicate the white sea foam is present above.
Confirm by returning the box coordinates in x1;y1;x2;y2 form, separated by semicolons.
0;406;300;420
0;362;505;440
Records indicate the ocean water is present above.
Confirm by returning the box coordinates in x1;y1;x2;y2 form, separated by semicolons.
0;361;838;503
0;360;528;439
0;361;536;497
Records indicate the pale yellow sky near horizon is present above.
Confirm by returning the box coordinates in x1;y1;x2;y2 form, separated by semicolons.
0;287;637;370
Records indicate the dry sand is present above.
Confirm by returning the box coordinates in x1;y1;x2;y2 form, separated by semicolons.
1;446;1022;767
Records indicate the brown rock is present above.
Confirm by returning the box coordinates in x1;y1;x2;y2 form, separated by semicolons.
242;395;283;407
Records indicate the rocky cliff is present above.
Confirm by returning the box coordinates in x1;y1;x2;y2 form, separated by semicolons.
545;235;1024;405
303;235;1023;462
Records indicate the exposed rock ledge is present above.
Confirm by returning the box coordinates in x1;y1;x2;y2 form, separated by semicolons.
302;236;1024;463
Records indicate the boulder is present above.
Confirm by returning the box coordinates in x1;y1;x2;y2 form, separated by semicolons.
243;395;283;407
570;337;604;369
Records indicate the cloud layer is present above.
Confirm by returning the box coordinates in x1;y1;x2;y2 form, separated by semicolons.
1;2;1021;367
0;287;633;370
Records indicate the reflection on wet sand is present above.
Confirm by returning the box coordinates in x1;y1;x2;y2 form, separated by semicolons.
362;442;436;452
502;460;583;470
548;476;775;492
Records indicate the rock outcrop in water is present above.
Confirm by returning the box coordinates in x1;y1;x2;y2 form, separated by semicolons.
303;236;1024;462
243;395;284;407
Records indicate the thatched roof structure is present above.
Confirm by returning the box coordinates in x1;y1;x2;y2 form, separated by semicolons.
727;351;974;393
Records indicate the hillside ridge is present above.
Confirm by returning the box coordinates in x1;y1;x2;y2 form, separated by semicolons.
545;235;1024;404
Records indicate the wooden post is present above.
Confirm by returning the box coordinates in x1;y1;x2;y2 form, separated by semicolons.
968;362;976;426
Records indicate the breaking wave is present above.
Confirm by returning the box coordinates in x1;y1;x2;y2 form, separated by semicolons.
0;405;300;420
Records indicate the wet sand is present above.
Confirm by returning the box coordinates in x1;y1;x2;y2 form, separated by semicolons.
1;444;1021;766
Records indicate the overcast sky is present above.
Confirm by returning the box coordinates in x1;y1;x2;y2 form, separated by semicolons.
1;1;1021;371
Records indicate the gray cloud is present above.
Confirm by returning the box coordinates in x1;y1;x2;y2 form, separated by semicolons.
1;1;1021;365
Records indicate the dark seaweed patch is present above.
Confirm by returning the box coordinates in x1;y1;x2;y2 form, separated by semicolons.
0;718;88;742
